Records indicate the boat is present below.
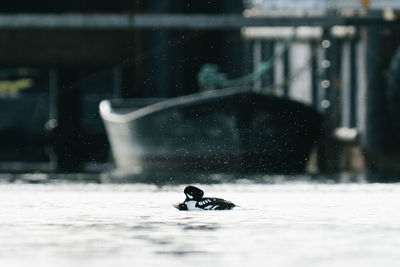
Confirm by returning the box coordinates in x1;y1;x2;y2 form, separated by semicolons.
99;87;322;174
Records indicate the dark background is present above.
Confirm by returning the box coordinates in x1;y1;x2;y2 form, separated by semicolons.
0;0;248;171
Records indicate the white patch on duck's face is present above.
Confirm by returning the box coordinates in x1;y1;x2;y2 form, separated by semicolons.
186;193;193;200
184;201;203;211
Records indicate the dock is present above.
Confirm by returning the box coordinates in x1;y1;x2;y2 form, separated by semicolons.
1;0;400;175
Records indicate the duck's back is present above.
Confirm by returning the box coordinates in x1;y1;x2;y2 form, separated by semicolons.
196;198;235;210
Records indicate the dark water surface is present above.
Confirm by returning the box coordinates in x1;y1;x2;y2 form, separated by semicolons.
1;173;400;267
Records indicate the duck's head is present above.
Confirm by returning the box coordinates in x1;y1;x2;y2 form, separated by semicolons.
184;186;204;201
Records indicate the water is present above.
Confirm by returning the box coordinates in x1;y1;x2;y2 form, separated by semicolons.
1;181;400;267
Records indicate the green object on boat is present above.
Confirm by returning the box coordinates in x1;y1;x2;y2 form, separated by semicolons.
198;32;296;90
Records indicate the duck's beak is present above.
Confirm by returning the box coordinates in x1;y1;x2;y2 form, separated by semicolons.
173;203;180;209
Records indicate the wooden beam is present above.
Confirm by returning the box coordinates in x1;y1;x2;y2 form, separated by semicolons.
0;13;397;30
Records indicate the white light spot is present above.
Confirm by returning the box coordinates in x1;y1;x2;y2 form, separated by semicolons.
321;99;330;109
321;80;331;89
321;40;331;48
321;60;331;69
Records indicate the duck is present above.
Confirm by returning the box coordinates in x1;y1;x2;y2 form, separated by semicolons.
173;185;235;211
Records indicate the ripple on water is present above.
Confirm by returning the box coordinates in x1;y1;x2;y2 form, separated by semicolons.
0;182;400;267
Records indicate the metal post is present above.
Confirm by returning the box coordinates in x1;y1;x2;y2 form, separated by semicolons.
47;69;58;170
317;29;343;173
253;40;262;92
49;69;84;172
311;41;319;108
365;25;387;169
350;36;358;128
264;40;274;92
142;1;174;97
323;31;339;118
341;40;351;127
283;42;290;98
356;28;368;145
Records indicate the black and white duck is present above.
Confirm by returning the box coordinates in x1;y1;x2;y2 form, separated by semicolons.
173;186;235;211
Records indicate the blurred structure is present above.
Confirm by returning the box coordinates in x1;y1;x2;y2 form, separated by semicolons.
100;88;322;174
0;1;246;172
242;0;400;173
1;0;400;175
244;0;400;11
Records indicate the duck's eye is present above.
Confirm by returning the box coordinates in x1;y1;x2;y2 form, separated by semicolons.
190;192;193;194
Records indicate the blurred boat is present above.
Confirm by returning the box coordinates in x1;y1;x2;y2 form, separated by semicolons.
99;87;322;174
